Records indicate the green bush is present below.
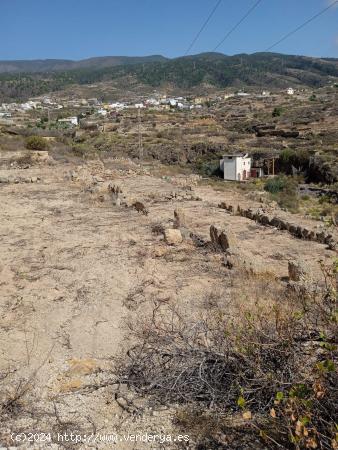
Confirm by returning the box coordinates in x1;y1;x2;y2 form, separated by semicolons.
265;176;300;211
279;149;311;175
25;135;49;150
272;106;283;117
264;176;287;194
195;159;222;177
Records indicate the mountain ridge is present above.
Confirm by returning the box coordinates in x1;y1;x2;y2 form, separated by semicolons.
0;52;337;102
0;55;168;73
1;52;337;74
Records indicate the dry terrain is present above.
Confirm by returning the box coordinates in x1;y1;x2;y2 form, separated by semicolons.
0;151;337;449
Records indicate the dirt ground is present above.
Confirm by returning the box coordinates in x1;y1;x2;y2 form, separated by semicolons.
0;155;336;449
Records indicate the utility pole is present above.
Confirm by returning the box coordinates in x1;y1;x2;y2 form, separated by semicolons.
138;107;143;160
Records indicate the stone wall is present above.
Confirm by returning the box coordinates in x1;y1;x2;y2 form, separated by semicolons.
219;202;336;250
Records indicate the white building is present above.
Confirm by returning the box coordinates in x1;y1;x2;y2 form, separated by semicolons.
220;153;252;181
236;91;250;97
169;99;177;107
97;108;108;116
58;116;78;126
286;87;294;95
145;98;160;106
109;102;126;110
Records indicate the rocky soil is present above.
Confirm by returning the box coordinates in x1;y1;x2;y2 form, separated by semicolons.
0;153;337;449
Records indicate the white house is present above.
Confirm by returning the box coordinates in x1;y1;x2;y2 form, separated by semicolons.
286;87;294;95
220;153;252;181
169;99;177;107
236;91;250;97
58;116;78;126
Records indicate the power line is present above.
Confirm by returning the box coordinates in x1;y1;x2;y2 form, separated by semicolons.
265;0;338;52
213;0;263;51
184;0;223;55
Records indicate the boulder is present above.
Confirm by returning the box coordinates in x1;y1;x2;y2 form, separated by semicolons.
259;215;271;226
210;225;232;252
173;208;186;229
218;231;231;252
164;229;183;246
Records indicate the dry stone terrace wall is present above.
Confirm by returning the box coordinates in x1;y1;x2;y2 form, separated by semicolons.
218;202;337;250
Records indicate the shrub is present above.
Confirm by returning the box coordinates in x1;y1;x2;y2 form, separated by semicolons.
264;176;287;194
272;106;283;117
25;136;48;151
71;144;97;159
279;149;311;174
195;157;223;177
115;261;337;449
265;176;299;211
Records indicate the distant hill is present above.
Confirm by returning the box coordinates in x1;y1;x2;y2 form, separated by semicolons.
0;55;168;74
0;52;337;102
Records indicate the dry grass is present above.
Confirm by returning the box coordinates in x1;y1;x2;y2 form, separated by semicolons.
114;260;338;449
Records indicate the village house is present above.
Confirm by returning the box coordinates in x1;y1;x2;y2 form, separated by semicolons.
58;116;78;127
286;87;295;95
220;153;252;181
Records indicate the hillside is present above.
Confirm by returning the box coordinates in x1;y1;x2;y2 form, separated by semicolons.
0;55;168;74
1;52;338;102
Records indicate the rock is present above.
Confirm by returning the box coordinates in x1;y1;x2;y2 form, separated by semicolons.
30;176;38;183
173;208;186;229
190;232;207;247
218;231;231;252
70;171;79;181
93;176;104;183
288;224;297;235
210;225;232;252
259;214;271;226
153;246;167;257
0;176;9;183
164;229;183;246
270;217;282;228
288;260;307;282
316;231;326;244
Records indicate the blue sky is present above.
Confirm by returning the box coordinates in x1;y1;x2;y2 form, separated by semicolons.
1;0;337;60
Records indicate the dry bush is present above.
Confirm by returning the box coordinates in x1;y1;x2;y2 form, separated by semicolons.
10;152;33;166
114;261;338;449
151;222;165;235
25;135;49;151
